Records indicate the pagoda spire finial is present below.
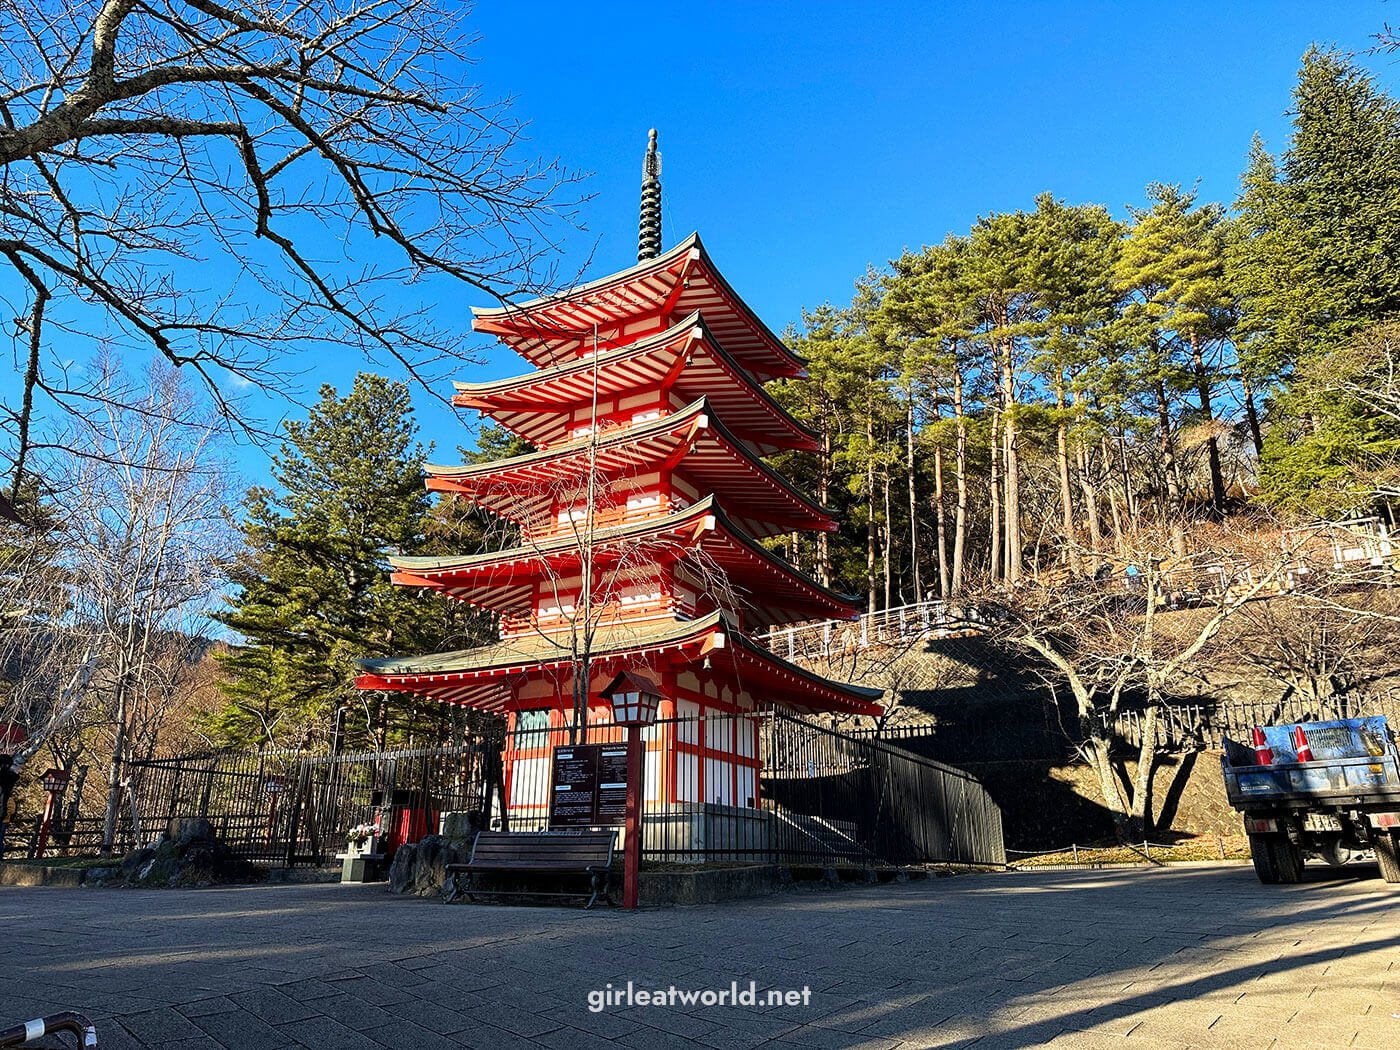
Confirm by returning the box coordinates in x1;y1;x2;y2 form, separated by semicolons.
637;129;662;262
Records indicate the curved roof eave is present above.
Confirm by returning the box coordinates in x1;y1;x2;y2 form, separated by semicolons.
471;234;805;375
423;397;836;524
451;311;817;447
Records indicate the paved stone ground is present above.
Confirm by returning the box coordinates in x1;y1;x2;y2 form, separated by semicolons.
2;863;1398;1049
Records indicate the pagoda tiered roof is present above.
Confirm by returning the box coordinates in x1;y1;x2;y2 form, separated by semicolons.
453;313;817;454
355;611;883;716
472;234;804;378
388;495;859;628
425;398;835;538
359;214;879;722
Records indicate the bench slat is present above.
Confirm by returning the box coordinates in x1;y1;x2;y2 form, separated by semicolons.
445;831;616;909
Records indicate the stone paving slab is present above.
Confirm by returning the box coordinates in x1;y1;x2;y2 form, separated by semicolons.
2;865;1399;1048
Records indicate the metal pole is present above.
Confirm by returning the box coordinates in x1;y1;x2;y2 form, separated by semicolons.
623;723;643;910
0;1012;98;1048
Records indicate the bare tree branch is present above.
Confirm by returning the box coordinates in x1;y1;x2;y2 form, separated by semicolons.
1;0;586;493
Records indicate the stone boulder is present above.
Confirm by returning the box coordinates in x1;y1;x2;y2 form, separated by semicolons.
387;834;466;896
386;811;484;897
117;820;263;888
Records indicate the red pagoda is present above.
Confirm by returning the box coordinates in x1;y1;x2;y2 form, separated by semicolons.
356;132;880;824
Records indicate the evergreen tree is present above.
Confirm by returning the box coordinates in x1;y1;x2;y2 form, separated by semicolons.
212;374;446;750
1111;185;1235;516
880;235;982;594
1025;196;1123;567
1237;50;1400;512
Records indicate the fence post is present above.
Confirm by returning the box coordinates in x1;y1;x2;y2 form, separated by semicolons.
1217;834;1224;860
285;760;310;867
1072;843;1079;864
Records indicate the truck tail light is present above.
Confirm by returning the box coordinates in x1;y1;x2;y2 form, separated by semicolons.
1244;817;1279;834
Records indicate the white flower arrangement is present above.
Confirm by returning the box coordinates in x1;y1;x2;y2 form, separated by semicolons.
346;823;378;847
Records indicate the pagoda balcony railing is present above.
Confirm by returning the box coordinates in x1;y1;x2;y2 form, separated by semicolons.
501;600;683;639
522;497;685;544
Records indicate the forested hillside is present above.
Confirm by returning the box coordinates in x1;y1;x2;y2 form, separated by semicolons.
766;49;1400;612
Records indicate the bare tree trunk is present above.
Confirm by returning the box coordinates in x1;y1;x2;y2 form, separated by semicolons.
990;402;1002;584
101;676;130;855
1087;732;1129;837
905;384;922;600
1129;703;1159;838
1241;375;1264;457
1190;332;1227;515
1102;435;1128;553
1155;378;1188;560
1073;404;1104;568
1002;345;1022;584
882;468;894;608
934;444;949;598
866;406;878;614
818;425;833;587
1054;378;1082;575
952;364;968;595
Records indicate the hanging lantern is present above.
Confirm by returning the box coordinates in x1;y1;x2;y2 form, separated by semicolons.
40;768;70;795
600;670;661;728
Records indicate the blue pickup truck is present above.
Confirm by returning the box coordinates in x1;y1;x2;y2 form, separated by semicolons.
1220;717;1400;884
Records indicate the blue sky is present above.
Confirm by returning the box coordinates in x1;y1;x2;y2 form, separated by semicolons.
9;2;1398;486
402;0;1395;467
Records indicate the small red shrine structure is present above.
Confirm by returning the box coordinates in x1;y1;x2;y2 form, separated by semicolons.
356;133;880;828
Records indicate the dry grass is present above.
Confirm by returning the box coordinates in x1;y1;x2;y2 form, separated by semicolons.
1010;834;1252;867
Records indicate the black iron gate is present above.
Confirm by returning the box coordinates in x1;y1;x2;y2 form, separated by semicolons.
124;742;497;865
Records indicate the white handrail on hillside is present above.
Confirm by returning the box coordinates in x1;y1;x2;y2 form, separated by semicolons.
755;599;986;660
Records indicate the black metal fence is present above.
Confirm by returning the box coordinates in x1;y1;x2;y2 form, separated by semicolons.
492;711;1005;868
66;711;1002;870
123;749;305;862
761;713;1004;867
121;743;496;865
16;816;117;859
1107;689;1400;751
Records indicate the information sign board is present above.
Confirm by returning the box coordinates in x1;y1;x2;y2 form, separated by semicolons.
549;743;630;827
596;744;630;824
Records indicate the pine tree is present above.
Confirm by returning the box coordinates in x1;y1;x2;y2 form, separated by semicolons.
1026;196;1122;569
880;235;980;594
212;374;446;750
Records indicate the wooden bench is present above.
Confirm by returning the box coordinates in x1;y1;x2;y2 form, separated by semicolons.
445;830;616;908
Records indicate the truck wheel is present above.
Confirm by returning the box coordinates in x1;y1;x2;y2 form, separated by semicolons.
1249;833;1280;884
1271;836;1305;883
1375;831;1400;884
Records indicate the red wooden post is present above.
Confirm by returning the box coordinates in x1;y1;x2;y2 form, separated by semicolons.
623;722;643;910
34;790;56;860
34;769;69;860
